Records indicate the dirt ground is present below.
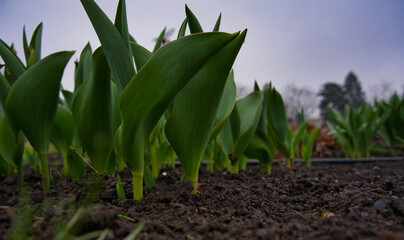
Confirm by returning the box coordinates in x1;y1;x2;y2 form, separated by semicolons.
1;158;404;239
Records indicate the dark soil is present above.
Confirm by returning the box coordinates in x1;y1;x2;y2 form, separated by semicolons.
1;156;404;239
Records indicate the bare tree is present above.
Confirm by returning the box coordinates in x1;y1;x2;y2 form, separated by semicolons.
282;83;318;121
367;81;396;102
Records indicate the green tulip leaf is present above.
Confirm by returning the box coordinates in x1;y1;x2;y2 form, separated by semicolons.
210;70;237;140
0;39;26;80
114;0;132;54
143;166;156;189
185;5;203;34
0;155;10;177
302;127;321;166
0;73;19;132
213;13;222;31
6;51;74;155
116;175;126;200
72;47;119;173
22;26;29;66
153;27;166;53
27;22;43;67
165;31;246;190
49;104;75;156
177;18;188;39
66;148;86;181
244;134;272;163
80;0;135;93
0;116;14;165
216;118;233;155
61;89;74;110
231;91;263;162
131;42;152;71
6;51;72;190
267;86;289;144
290;121;308;157
49;104;75;175
115;31;241;200
74;43;92;91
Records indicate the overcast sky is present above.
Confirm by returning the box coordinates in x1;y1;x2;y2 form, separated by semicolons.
1;0;403;97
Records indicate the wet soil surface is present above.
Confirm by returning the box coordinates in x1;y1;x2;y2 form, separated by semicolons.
1;158;404;239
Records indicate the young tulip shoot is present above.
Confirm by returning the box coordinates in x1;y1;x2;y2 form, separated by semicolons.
6;51;74;192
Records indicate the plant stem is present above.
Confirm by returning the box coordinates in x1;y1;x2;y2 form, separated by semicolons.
206;156;214;172
118;157;125;171
132;170;143;201
62;154;69;176
150;143;158;178
167;152;174;168
285;158;292;169
189;174;198;194
239;156;247;170
206;141;214;172
231;163;239;174
39;153;50;194
266;164;272;174
225;156;231;172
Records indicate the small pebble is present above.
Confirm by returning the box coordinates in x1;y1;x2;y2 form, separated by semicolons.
361;212;369;218
373;199;387;210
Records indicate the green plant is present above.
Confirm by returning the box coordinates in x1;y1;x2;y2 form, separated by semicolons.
205;70;237;172
6;51;74;193
216;90;264;173
0;23;75;190
49;104;75;176
326;103;390;158
298;109;321;166
116;175;126;201
79;0;246;199
244;83;275;173
0;34;30;186
266;85;307;169
376;94;404;154
72;47;120;174
66;148;86;181
164;7;245;192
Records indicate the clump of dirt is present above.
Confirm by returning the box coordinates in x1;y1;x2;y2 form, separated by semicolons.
1;159;404;239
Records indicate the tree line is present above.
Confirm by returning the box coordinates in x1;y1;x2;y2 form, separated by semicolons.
281;71;401;121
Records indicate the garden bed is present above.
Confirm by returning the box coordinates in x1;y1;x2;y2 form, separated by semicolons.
1;157;404;239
